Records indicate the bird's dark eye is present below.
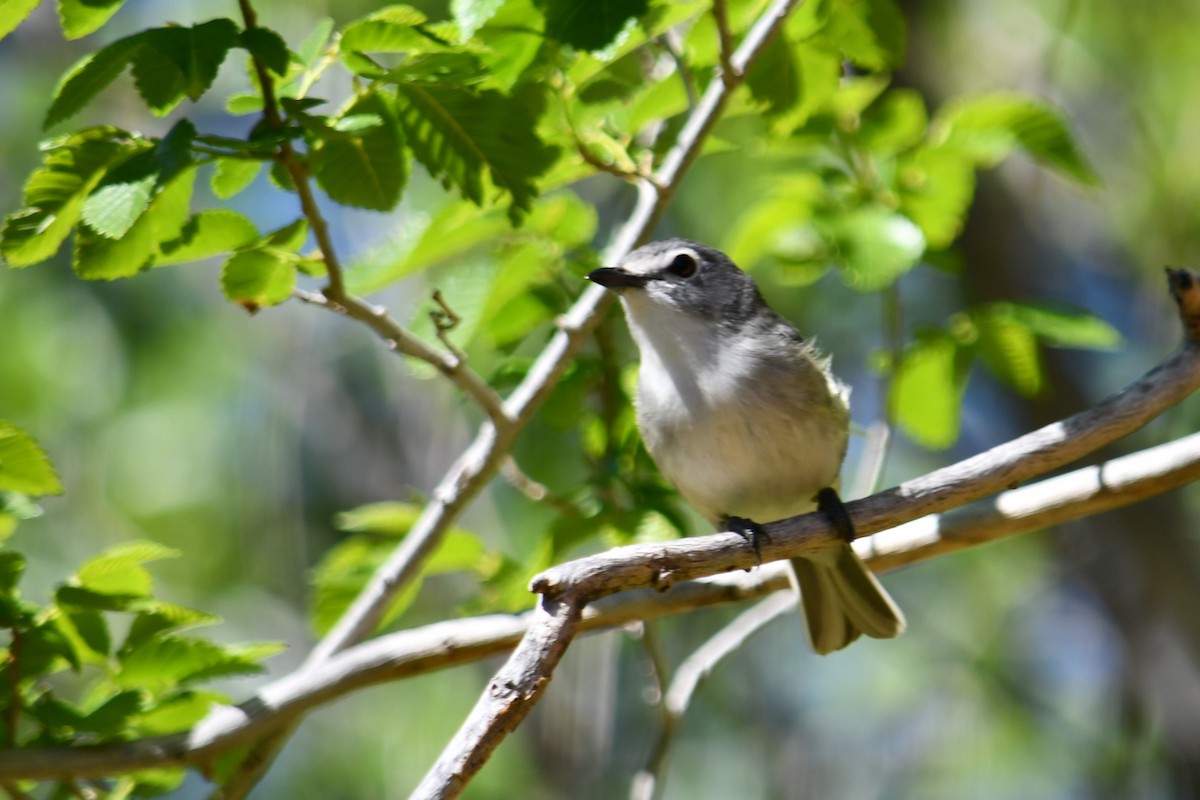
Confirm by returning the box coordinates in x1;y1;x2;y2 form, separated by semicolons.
667;252;697;278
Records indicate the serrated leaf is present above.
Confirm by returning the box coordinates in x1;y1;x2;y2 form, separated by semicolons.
939;93;1099;185
220;249;296;309
0;551;25;593
80;690;145;735
130;19;239;115
44;32;145;128
56;585;141;611
890;334;966;449
0;421;63;496
58;0;127;39
210;158;262;199
239;27;290;75
821;0;906;71
825;206;925;291
393;84;557;224
60;606;112;658
75;540;180;597
859;88;927;153
898;147;975;250
81;119;195;239
134;690;224;735
117;635;273;691
17;618;80;674
1;0;41;41
124;601;221;651
540;0;648;52
340;5;435;57
1007;302;1122;350
226;93;264;115
976;310;1042;396
74;166;195;279
452;0;507;40
311;93;407;210
154;210;258;267
746;33;801;117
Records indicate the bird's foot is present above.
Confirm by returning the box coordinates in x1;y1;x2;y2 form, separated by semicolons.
815;487;856;543
723;515;769;566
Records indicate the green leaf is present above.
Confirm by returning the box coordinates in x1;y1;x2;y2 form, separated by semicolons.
890;333;967;449
44;31;145;128
297;17;335;67
75;540;180;597
976;310;1042;396
824;206;925;291
898;147;975;250
61;606;112;658
239;27;290;75
58;0;128;39
0;421;63;496
154;210;258;267
130;19;240;115
821;0;906;71
211;158;263;199
1006;302;1122;350
220;249;296;309
0;551;25;594
1;0;41;41
74;166;195;279
135;690;223;735
393;84;557;224
938;93;1099;185
746;34;801;118
334;501;423;535
540;0;648;52
340;5;436;58
859;88;927;153
124;601;220;651
311;93;407;210
117;635;276;691
80;119;195;239
81;690;146;736
452;0;507;39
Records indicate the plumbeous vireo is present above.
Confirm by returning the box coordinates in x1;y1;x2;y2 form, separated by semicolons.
588;239;905;654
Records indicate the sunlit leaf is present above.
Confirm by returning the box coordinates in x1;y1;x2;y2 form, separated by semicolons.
825;206;925;291
890;333;966;449
976;309;1042;396
0;0;40;42
392;84;557;223
131;19;240;115
820;0;906;71
0;420;63;496
311;92;407;210
44;32;146;128
211;158;263;199
938;93;1099;185
1007;302;1122;350
74;166;195;279
75;540;180;598
58;0;127;39
220;249;296;309
154;209;259;267
898;146;975;250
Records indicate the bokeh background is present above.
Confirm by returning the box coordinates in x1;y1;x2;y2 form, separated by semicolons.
2;0;1199;797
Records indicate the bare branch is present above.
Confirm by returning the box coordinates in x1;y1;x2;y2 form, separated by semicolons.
712;0;738;86
305;0;808;667
293;289;510;428
1;426;1198;782
631;593;795;800
411;595;585;800
1167;267;1200;344
532;344;1200;600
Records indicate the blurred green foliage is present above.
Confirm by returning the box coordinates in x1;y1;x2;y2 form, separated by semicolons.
0;0;1194;797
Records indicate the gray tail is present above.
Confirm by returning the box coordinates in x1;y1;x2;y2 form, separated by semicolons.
788;544;906;655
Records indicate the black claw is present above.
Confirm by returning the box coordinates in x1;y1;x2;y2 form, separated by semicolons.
723;515;769;565
816;487;856;543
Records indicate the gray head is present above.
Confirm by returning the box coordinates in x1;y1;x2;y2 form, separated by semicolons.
587;239;768;329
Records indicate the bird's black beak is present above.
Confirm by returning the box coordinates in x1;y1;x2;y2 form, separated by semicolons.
587;266;648;290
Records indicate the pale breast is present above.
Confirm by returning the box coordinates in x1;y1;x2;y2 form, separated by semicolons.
636;340;849;526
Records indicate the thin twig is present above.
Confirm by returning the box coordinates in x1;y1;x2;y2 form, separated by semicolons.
658;30;697;111
2;426;1199;782
712;0;738;86
429;290;466;363
293;289;510;428
501;458;580;516
631;592;796;800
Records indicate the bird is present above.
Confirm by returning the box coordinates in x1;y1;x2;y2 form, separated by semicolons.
587;238;905;654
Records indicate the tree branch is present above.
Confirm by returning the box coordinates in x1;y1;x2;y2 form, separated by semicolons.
0;426;1197;782
532;343;1200;600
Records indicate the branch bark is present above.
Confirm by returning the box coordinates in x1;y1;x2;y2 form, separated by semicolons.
0;427;1197;781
